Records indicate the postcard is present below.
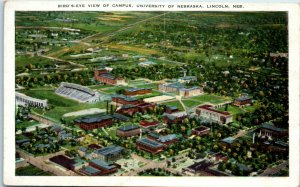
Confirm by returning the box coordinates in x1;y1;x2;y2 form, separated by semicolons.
3;0;300;186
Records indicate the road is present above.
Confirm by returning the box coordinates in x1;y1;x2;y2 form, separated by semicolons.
259;161;288;176
40;55;85;67
17;149;79;176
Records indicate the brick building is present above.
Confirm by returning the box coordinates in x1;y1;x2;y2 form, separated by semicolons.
74;115;113;130
116;124;141;137
94;69;126;85
89;159;118;175
233;96;252;107
124;88;152;96
162;111;188;124
165;106;179;114
112;95;141;105
136;138;165;154
196;104;233;125
192;126;210;136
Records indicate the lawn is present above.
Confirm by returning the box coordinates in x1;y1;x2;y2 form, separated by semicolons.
100;85;132;94
187;94;231;105
16;164;54;176
162;100;184;111
16;120;39;129
218;105;245;115
134;91;163;99
182;99;205;108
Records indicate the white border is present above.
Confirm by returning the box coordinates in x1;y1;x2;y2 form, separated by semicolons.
3;1;300;186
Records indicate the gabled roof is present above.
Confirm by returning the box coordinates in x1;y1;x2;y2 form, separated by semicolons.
117;124;140;132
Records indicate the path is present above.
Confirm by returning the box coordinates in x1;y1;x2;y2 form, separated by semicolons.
40;55;85;67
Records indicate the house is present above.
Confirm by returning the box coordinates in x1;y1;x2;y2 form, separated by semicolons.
74;115;113;130
92;146;124;163
94;69;126;85
162;111;187;124
116;124;141;137
165;106;179;114
233;96;252;107
192;126;210;136
89;159;118;175
196;104;233;125
136;138;165;154
124;88;152;96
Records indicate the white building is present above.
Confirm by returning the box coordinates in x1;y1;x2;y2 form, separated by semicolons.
15;92;48;108
196;104;233;125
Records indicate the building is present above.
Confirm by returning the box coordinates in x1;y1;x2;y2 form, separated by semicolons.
157;134;178;145
124;88;152;96
139;120;159;129
116;124;141;137
92;146;124;163
74;115;113;130
112;95;141;105
196;104;233;125
192;126;210;136
15;92;48;108
80;166;102;176
257;122;288;138
94;69;126;85
182;160;213;176
137;102;155;113
89;159;118;175
136;138;165;154
178;76;197;83
112;113;130;122
159;82;203;97
162;111;187;124
165;106;179;114
233;96;252;107
220;137;236;148
55;82;100;103
116;104;140;116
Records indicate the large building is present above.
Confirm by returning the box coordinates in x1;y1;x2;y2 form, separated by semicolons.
148;133;178;146
116;102;155;116
89;159;118;175
55;82;100;103
15;92;48;108
124;88;152;96
233;96;252;107
178;76;197;83
92;145;124;163
116;124;141;137
74;115;113;130
94;69;126;85
159;82;203;97
257;122;288;138
112;95;141;105
136;138;165;154
162;111;188;124
196;104;233;125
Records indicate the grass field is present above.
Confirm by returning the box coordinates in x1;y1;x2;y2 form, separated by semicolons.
162;100;184;111
187;94;231;105
16;120;39;129
16;164;53;176
134;91;163;99
218;105;245;115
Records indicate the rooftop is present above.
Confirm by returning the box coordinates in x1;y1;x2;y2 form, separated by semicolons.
125;88;151;92
193;126;210;132
82;166;100;175
221;137;236;144
117;124;140;132
158;134;177;143
197;104;231;116
90;159;116;170
112;94;138;102
137;138;164;148
235;96;251;101
74;115;112;124
260;122;288;133
100;73;117;80
112;113;130;121
94;145;124;156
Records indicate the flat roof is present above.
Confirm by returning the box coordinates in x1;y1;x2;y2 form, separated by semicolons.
197;104;231;116
95;146;124;156
260;123;288;133
117;124;140;132
158;134;177;143
137;138;164;148
82;166;100;175
235;96;251;101
74;115;112;124
90;159;116;170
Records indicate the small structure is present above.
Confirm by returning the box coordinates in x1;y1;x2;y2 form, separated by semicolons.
192;126;210;136
196;104;233;125
116;124;141;137
92;145;124;163
165;106;179;114
136;138;165;154
233;96;252;107
124;88;152;96
74;115;113;130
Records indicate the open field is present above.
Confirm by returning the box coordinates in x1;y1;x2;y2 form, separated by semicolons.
186;94;231;105
16;120;39;129
162;100;184;111
16;164;54;176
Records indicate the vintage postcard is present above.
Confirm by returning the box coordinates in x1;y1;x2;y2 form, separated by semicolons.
3;0;300;186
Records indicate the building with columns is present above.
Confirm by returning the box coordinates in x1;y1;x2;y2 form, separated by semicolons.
196;104;233;125
15;92;48;108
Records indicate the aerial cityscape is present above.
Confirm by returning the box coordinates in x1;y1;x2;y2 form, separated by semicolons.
15;11;288;177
